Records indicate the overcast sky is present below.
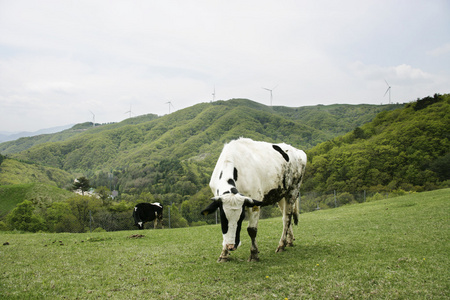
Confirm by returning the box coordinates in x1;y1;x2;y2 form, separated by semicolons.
1;0;449;132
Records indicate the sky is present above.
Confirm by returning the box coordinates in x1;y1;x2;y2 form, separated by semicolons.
0;0;449;133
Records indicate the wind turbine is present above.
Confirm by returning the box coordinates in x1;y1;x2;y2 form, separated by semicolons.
124;104;133;118
384;80;391;104
89;111;95;127
262;85;278;106
166;101;175;114
212;86;216;102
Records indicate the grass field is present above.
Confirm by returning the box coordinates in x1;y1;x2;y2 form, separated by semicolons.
1;189;449;299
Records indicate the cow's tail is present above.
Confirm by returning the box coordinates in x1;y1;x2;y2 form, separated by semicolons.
293;196;299;225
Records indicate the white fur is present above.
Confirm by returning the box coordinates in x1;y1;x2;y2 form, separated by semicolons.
209;138;307;258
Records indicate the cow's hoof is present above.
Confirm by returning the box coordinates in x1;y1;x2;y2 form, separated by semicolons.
217;257;229;263
248;256;260;262
276;246;285;253
287;242;294;247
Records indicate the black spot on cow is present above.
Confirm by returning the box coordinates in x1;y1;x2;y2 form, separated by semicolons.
227;178;236;187
233;167;238;181
272;145;290;162
262;186;285;206
219;171;223;180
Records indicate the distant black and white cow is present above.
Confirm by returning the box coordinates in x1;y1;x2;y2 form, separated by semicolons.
133;202;164;229
201;138;307;262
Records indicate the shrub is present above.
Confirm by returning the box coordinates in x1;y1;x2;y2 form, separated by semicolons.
93;227;106;232
190;221;208;227
338;192;356;205
6;200;47;232
366;192;386;202
0;221;8;231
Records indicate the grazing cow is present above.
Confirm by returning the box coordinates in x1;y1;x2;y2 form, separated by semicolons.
133;202;164;229
201;138;307;262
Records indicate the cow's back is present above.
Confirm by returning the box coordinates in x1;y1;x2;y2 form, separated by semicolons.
210;138;306;201
134;203;158;222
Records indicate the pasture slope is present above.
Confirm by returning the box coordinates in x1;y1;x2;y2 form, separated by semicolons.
1;189;448;299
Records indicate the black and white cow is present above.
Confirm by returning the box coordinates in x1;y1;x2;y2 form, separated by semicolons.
133;202;164;229
201;138;307;262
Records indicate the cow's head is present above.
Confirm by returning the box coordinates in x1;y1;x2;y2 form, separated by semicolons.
201;191;263;251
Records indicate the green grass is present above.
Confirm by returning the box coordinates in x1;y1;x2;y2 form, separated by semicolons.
1;189;448;299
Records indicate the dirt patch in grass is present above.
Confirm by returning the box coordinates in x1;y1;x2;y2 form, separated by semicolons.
128;234;145;239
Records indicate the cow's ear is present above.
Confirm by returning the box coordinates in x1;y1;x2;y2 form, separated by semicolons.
244;198;263;207
201;199;221;216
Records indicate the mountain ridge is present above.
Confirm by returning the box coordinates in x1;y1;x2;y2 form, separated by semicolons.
0;98;405;197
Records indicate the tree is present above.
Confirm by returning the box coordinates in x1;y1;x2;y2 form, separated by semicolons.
66;195;102;232
429;153;450;181
45;202;71;232
167;203;188;228
6;200;46;232
95;186;112;206
73;176;90;195
181;186;213;225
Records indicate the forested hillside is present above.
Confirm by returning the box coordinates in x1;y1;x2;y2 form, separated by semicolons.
0;183;73;218
0;154;72;188
0;114;160;155
3;96;448;233
273;103;400;137
303;93;450;193
2;99;400;193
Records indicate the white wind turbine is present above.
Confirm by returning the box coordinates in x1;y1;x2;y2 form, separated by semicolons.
384;80;392;104
89;111;95;127
124;104;133;118
166;101;175;114
212;86;216;102
262;85;278;106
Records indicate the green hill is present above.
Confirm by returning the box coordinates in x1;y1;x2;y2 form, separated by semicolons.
0;156;73;188
1;99;400;192
304;93;450;192
0;114;159;155
0;182;73;217
0;95;448;231
272;102;403;137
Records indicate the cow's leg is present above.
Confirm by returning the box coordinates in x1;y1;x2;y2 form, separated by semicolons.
286;197;299;247
286;221;295;247
247;207;261;262
218;247;230;262
153;219;157;229
276;198;294;252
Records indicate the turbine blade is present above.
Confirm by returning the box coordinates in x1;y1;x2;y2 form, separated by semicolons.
384;87;390;97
